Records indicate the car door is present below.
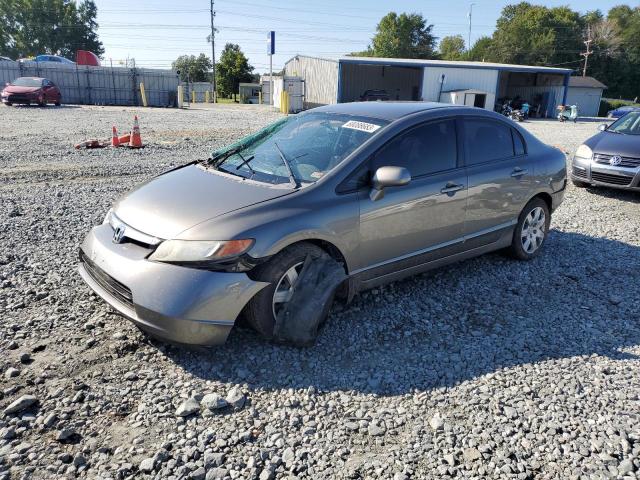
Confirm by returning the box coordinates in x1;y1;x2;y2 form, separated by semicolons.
462;117;534;242
356;118;468;275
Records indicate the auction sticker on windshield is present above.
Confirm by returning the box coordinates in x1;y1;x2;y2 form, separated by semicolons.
342;120;382;133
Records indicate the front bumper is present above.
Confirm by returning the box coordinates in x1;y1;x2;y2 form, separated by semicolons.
79;224;269;345
571;155;640;192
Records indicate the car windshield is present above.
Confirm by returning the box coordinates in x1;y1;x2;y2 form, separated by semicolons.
608;111;640;135
208;112;388;185
11;77;43;87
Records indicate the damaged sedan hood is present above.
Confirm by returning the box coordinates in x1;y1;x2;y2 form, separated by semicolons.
114;164;293;239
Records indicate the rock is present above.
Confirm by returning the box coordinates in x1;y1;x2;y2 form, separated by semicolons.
429;412;444;431
463;447;482;462
7;341;18;350
204;452;225;469
56;428;76;442
73;453;87;467
393;474;409;480
618;459;634;475
43;413;58;428
225;387;246;410
282;447;295;465
175;397;200;417
3;395;37;415
206;468;229;480
4;368;19;379
0;427;16;440
367;422;386;437
124;371;138;381
19;353;31;364
190;466;206;480
503;406;517;419
139;457;155;473
444;454;456;466
202;393;227;411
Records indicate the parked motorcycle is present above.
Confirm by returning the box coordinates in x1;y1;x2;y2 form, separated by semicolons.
510;109;525;122
557;104;578;123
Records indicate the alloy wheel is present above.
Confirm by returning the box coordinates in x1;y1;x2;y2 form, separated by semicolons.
521;207;546;254
272;262;304;319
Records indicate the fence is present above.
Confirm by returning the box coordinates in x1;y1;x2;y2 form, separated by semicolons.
0;61;179;107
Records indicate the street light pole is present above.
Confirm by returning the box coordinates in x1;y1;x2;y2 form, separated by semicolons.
468;3;476;52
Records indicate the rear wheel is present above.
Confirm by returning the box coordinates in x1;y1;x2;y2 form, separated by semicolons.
508;198;550;260
245;243;330;339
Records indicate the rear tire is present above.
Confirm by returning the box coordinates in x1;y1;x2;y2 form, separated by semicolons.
4;102;11;106
571;178;590;188
508;198;550;261
245;243;330;339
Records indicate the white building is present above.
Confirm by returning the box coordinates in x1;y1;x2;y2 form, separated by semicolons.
283;55;576;118
565;76;607;117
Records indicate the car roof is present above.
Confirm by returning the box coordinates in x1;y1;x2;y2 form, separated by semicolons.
310;101;459;121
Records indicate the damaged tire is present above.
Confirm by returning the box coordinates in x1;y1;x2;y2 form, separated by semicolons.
245;243;332;341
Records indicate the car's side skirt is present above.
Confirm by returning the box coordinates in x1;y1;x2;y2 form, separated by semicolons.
350;223;514;292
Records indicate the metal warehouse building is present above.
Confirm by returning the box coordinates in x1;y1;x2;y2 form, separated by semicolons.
566;76;607;117
284;55;574;118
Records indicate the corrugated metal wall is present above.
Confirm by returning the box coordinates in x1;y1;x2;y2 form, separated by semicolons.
422;66;498;109
284;56;338;108
566;87;603;117
338;63;422;102
0;61;178;106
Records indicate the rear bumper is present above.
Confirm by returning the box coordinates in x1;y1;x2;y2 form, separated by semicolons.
79;224;269;345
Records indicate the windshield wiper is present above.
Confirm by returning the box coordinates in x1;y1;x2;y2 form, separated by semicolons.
208;145;243;167
274;142;300;188
234;152;256;174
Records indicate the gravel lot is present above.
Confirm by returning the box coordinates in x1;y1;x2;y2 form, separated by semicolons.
1;105;639;480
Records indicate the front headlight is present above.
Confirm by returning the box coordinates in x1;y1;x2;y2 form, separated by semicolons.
575;144;593;159
148;239;254;263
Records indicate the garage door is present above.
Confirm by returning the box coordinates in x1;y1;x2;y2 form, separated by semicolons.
566;88;602;117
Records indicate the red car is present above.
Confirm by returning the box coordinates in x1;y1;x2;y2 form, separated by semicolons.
1;77;61;106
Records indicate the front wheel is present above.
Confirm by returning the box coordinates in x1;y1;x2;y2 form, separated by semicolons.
244;243;331;340
508;198;550;260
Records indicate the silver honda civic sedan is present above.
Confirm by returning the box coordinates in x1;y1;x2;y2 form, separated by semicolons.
79;102;567;345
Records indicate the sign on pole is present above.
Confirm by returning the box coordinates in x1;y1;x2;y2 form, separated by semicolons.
268;31;275;106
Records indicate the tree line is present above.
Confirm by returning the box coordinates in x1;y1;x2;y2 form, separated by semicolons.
351;3;640;100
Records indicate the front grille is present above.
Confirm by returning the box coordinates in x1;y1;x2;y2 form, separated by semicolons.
594;153;640;168
6;94;30;102
572;166;588;178
591;171;633;186
80;250;134;310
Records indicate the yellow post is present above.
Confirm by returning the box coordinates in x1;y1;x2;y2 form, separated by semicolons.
205;90;210;103
139;82;148;107
191;91;196;103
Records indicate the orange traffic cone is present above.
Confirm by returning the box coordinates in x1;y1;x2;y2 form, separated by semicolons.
129;115;143;148
111;126;119;147
118;134;130;145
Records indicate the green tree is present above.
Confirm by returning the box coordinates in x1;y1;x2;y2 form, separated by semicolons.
439;35;466;60
216;43;254;99
0;0;103;59
172;54;213;82
351;12;437;59
467;36;495;62
490;2;583;66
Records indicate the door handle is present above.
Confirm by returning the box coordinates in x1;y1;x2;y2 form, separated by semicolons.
440;183;465;195
511;168;528;178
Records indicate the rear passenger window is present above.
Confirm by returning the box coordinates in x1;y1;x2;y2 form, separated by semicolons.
463;119;514;165
512;129;526;155
373;120;457;177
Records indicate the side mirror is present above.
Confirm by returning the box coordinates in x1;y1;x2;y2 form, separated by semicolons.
598;124;608;131
369;166;411;201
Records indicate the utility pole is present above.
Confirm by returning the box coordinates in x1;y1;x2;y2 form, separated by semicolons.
468;3;476;52
581;25;593;77
210;0;217;102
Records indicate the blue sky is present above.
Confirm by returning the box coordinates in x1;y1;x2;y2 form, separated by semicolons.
93;0;626;73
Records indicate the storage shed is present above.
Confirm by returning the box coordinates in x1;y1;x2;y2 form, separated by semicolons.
565;76;607;117
283;55;573;117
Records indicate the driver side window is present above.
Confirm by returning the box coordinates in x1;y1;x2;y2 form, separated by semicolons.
372;119;458;177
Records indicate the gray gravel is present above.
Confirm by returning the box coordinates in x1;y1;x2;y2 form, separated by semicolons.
1;105;639;479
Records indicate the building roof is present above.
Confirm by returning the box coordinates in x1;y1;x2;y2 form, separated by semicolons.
312;101;460;121
568;76;607;89
340;56;573;74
